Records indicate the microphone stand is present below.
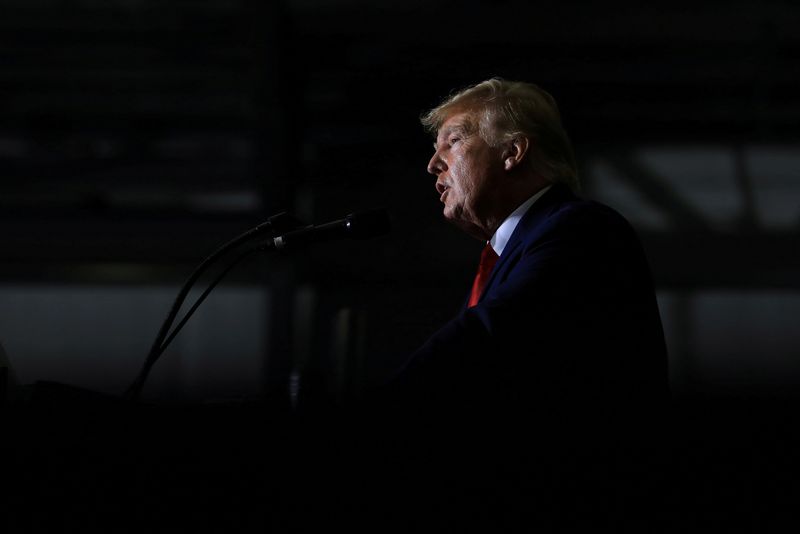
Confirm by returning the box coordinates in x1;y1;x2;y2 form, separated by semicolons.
125;208;390;403
124;212;304;402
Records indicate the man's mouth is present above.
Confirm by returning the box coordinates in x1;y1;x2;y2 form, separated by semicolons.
436;182;450;202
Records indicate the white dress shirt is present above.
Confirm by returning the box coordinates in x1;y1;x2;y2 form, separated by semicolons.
489;185;552;256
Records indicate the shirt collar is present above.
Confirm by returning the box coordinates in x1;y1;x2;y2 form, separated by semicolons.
489;185;552;256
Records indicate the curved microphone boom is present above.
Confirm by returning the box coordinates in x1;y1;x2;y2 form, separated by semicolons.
158;210;391;365
125;208;391;402
125;211;305;401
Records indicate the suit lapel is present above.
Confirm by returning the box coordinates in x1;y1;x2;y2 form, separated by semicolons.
474;184;576;306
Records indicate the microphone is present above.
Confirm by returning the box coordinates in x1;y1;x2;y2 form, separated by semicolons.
269;209;391;250
125;211;307;401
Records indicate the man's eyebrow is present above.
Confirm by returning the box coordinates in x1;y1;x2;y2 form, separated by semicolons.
433;123;471;148
444;123;469;136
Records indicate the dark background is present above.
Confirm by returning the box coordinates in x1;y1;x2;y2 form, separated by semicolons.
2;0;799;531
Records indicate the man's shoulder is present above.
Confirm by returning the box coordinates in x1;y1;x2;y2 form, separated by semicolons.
523;186;636;240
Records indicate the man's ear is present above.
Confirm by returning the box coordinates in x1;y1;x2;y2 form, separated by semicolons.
502;136;530;171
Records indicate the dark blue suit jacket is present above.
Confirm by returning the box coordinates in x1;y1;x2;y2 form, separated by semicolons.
383;184;669;435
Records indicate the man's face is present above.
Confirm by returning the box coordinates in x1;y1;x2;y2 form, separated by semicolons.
427;110;505;239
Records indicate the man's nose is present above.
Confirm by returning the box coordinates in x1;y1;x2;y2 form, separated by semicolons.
427;151;446;176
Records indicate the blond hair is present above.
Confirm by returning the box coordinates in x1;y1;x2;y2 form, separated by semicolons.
421;78;579;192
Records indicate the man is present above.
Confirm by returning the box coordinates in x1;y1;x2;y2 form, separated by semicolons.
384;78;669;424
325;79;670;531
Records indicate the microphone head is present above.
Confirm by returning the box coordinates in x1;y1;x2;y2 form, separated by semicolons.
345;208;392;239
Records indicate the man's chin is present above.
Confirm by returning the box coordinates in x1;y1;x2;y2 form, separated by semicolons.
442;208;466;229
443;211;485;241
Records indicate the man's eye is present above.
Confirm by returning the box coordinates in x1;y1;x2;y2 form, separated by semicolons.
449;137;461;145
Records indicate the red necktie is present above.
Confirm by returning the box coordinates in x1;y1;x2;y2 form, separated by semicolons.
468;243;499;308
